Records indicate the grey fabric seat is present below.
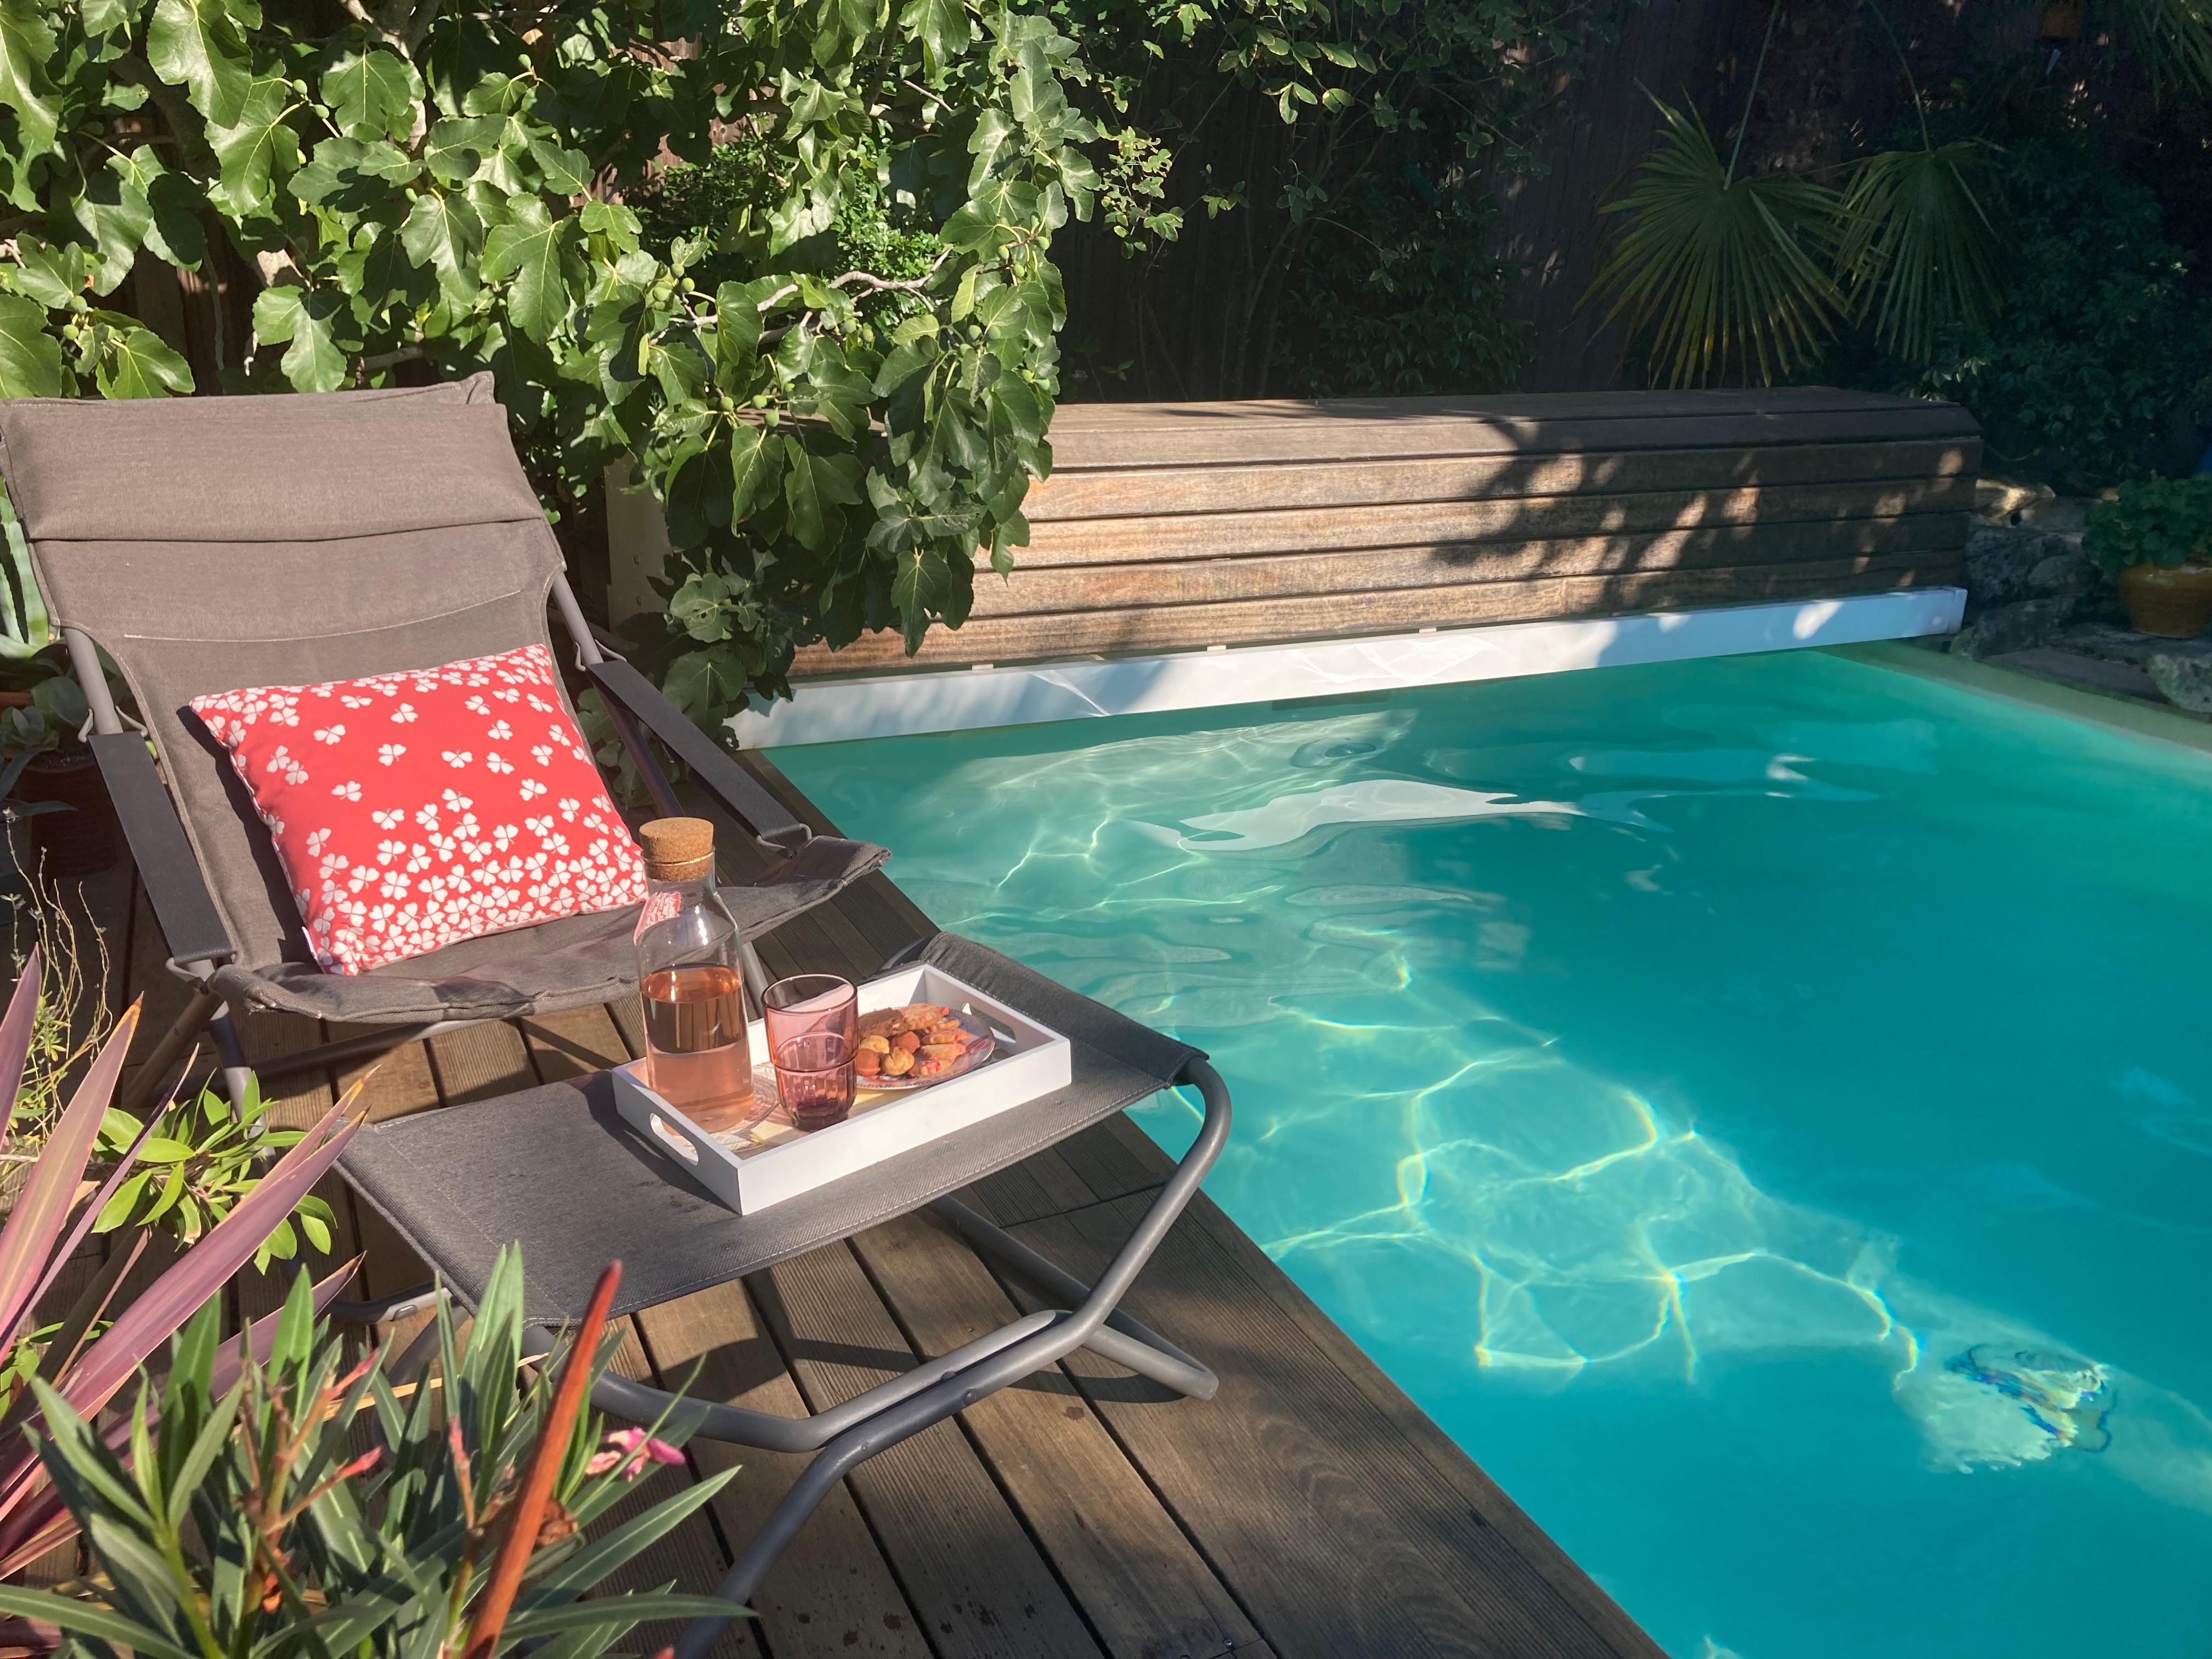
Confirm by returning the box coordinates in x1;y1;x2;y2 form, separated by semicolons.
341;933;1202;1322
0;376;883;1068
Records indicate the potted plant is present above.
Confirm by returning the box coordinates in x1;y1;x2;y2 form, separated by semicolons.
0;662;116;878
2083;477;2212;639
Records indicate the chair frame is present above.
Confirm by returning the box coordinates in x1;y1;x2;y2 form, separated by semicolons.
79;567;1234;1637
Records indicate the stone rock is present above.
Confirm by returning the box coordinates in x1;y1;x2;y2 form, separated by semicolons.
1961;526;2091;617
1949;596;2079;659
2148;653;2212;715
1977;478;2055;524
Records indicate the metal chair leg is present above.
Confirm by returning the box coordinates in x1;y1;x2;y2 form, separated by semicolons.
205;1001;256;1111
117;988;223;1117
661;1061;1232;1657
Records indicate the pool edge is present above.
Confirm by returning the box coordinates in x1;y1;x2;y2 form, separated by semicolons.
736;588;1967;748
1832;639;2212;760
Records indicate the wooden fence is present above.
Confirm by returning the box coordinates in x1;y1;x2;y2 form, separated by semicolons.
788;386;1979;679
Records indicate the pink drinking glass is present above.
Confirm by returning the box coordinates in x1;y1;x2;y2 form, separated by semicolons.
775;1031;856;1131
762;974;858;1057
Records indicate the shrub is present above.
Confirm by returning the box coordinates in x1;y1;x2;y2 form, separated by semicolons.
1907;138;2207;487
2083;476;2212;572
0;1252;740;1654
0;0;1097;725
0;957;364;1577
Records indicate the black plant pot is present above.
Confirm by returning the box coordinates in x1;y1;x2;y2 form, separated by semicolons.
12;750;120;878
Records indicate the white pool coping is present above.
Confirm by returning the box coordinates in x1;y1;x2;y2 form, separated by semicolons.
730;586;1967;749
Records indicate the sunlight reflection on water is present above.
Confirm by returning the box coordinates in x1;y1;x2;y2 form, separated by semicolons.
777;651;2212;1659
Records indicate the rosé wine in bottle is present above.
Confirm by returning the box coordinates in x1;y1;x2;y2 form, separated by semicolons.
633;819;755;1131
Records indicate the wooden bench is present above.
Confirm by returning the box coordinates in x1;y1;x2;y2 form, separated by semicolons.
789;387;1979;678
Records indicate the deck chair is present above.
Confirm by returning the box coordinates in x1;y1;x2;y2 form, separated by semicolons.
0;381;1232;1644
0;375;886;1110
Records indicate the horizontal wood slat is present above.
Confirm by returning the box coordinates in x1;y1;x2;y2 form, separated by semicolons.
793;552;1959;674
1045;403;1978;469
791;390;1977;684
973;517;1962;618
1026;438;1980;521
1019;477;1972;566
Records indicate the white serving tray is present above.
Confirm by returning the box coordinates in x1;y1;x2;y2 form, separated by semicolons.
611;963;1072;1214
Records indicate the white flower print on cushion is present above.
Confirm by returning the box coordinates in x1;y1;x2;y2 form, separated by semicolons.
188;643;646;975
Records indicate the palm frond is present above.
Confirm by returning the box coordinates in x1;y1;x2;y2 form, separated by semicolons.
1837;139;2002;365
2116;0;2212;100
1584;94;1845;388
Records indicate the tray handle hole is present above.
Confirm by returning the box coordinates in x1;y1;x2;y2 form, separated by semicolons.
649;1115;702;1164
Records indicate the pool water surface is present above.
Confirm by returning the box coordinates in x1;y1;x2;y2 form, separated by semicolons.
774;648;2212;1658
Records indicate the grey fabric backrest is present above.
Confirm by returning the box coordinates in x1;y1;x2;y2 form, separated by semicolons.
0;375;575;973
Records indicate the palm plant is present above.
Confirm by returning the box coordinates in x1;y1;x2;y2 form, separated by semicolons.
1586;0;2002;387
1586;91;1845;387
2117;0;2212;100
0;951;368;1578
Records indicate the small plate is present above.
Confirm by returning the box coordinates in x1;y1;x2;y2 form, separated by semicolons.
859;1009;996;1092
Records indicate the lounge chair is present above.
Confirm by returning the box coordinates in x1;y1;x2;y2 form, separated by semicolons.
0;380;1229;1646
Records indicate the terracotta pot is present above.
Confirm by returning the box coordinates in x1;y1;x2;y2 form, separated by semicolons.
2040;0;2085;41
11;749;120;877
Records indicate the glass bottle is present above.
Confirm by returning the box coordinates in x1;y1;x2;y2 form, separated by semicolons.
633;816;755;1131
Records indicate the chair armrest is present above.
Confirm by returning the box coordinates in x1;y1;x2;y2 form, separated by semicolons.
585;658;811;850
90;732;234;968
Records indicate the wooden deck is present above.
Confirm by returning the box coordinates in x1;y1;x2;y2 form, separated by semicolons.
63;755;1667;1659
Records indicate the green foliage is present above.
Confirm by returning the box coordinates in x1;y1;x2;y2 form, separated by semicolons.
2117;0;2212;100
1041;0;1596;397
92;1077;338;1268
1836;139;2000;363
1588;93;1847;388
0;1254;741;1654
1271;172;1525;397
0;963;366;1580
1906;138;2205;486
2084;476;2212;572
0;0;1098;725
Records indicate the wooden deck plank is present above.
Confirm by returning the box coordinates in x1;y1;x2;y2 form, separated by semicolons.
1026;438;1979;521
631;1278;933;1659
753;1242;1108;1659
1045;1116;1670;1659
1010;1194;1649;1659
850;1207;1261;1659
597;1321;760;1659
426;1018;538;1104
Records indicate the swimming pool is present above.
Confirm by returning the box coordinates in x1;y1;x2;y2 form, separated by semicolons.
772;647;2212;1659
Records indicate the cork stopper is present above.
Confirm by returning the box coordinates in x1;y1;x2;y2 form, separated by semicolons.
637;816;716;882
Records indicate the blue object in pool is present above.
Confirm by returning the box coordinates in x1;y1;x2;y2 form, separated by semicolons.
775;650;2212;1659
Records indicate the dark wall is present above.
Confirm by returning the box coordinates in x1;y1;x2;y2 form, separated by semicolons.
1500;0;2052;390
1052;0;2059;401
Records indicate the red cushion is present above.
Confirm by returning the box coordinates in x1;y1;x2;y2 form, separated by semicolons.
190;644;647;975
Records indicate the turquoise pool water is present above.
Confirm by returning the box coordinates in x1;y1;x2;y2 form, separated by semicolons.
774;649;2212;1659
